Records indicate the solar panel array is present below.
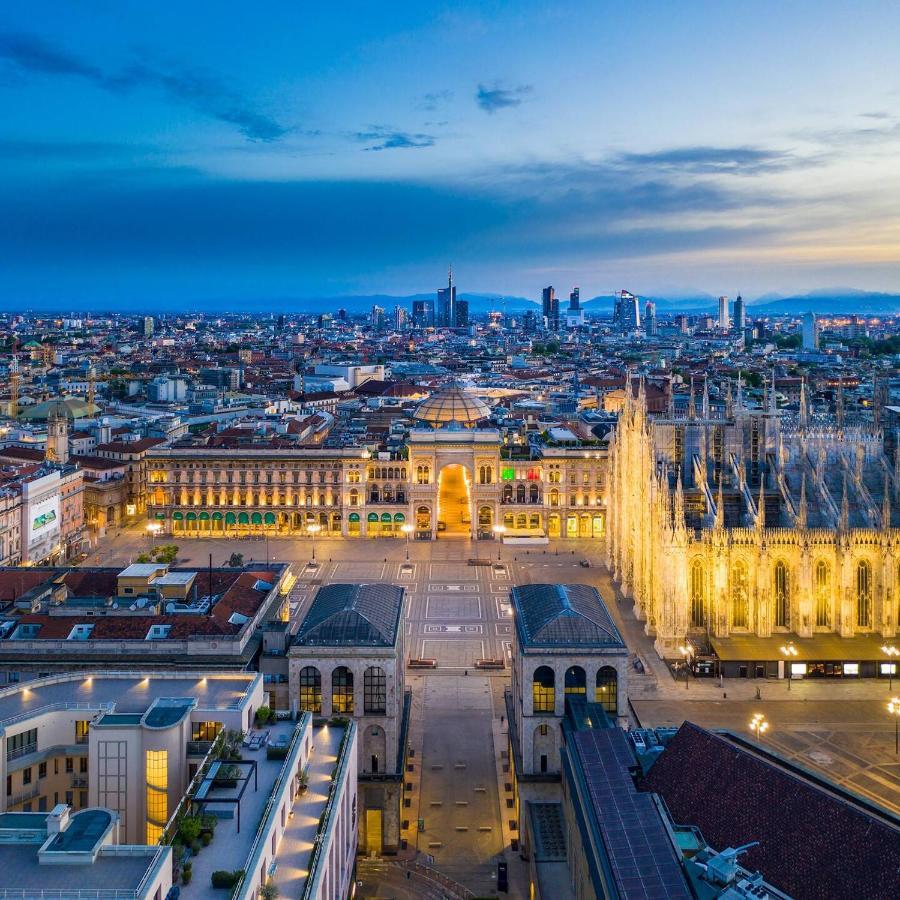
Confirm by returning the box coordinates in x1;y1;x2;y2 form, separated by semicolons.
511;583;626;648
575;728;691;899
294;582;404;646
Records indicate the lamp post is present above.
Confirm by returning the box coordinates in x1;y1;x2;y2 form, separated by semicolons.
750;712;769;742
678;644;694;690
780;641;798;691
492;524;506;562
401;523;414;562
307;523;321;564
146;522;161;547
888;697;900;755
882;645;899;691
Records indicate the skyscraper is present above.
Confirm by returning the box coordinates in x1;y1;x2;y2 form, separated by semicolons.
412;299;434;328
802;311;819;350
454;299;469;328
645;301;657;336
718;295;730;331
542;286;559;330
614;290;640;330
370;305;385;330
393;306;407;330
437;266;456;327
569;287;580;311
733;294;746;331
143;316;154;338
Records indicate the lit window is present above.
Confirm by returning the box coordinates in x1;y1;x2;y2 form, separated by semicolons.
145;750;168;844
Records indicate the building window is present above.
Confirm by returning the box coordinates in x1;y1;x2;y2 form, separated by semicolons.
539;724;548;736
731;560;749;629
332;667;354;714
191;722;222;742
65;758;73;774
564;666;586;695
856;560;871;628
596;667;618;714
38;762;46;779
532;666;555;713
79;757;88;774
774;561;790;628
363;667;387;715
22;767;32;786
815;560;831;627
298;666;322;713
690;559;705;628
6;728;37;761
75;721;90;744
145;750;168;844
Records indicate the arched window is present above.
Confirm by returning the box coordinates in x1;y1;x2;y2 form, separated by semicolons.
532;666;555;713
856;560;871;628
595;667;617;714
774;560;790;628
815;560;831;627
529;484;539;503
479;506;493;528
485;466;492;484
332;667;354;714
732;560;749;629
349;488;359;507
363;667;386;715
564;666;586;695
690;559;705;628
369;486;380;503
516;484;526;503
502;485;513;503
479;465;486;484
298;666;322;713
549;488;560;507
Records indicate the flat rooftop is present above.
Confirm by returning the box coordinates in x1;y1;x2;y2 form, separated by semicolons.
0;672;257;729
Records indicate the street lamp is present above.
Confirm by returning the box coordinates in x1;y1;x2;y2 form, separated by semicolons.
678;644;693;690
780;641;798;691
492;524;506;562
146;522;161;546
882;645;899;691
306;523;321;564
401;523;414;562
888;697;900;755
750;712;769;742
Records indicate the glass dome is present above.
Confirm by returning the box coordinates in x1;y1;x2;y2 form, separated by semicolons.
413;383;491;428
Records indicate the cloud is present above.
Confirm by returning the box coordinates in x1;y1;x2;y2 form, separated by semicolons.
352;126;435;151
418;90;453;111
612;146;798;176
476;81;532;113
0;31;287;141
0;138;144;161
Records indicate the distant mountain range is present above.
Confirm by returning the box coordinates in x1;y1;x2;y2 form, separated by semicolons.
5;288;899;317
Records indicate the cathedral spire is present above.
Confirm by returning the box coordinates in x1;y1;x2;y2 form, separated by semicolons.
688;377;696;419
674;469;686;532
836;375;845;429
702;376;710;420
797;473;808;528
714;478;725;530
768;369;777;414
757;476;766;530
883;471;892;529
799;378;808;429
840;474;849;530
736;370;744;411
725;378;733;418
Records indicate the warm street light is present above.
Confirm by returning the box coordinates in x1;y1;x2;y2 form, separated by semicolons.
146;522;161;546
780;642;798;691
401;523;414;562
882;645;899;691
678;644;694;690
750;712;769;742
492;524;506;562
888;697;900;755
306;523;322;563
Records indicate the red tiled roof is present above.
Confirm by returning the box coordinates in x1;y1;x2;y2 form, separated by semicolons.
642;722;900;900
96;438;165;454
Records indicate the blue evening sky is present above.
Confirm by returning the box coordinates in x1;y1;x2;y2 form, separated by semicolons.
1;1;900;307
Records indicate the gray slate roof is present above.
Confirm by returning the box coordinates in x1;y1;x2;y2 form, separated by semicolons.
293;583;404;647
511;583;625;649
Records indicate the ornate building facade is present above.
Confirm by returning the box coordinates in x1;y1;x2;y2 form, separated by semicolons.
146;384;609;542
608;379;899;663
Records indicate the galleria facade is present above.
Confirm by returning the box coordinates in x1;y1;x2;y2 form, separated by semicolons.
146;385;608;542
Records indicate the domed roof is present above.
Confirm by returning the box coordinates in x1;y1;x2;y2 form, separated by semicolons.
18;397;97;421
413;383;491;428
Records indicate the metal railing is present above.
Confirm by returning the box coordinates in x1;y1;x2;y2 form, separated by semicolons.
5;743;37;762
186;740;214;756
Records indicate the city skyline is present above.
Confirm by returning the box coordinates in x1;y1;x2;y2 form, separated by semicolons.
2;2;900;305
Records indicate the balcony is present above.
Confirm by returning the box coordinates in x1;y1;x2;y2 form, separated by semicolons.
6;743;37;762
186;740;214;756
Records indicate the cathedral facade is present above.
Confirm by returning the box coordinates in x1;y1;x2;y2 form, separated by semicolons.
607;378;899;662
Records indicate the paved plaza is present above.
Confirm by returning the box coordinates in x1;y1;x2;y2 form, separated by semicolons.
81;525;900;891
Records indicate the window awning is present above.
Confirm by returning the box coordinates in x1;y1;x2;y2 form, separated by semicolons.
367;513;379;522
251;513;263;525
172;511;183;520
393;513;405;521
225;512;237;524
264;512;276;525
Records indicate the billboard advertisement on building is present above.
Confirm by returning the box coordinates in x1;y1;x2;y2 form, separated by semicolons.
28;494;60;557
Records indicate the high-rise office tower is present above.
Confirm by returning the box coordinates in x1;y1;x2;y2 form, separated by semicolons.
718;295;730;331
277;314;285;331
370;305;385;330
802;311;819;350
645;301;657;336
733;295;746;331
394;306;407;330
542;286;560;330
569;287;580;311
614;290;640;330
454;299;469;328
143;316;154;338
522;310;537;334
412;299;435;328
437;266;456;327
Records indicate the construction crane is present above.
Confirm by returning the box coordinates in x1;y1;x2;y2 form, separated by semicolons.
87;363;96;412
